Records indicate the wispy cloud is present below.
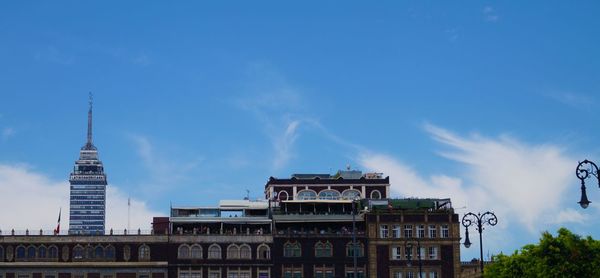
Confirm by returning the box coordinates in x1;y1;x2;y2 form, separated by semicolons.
234;63;313;170
359;124;576;233
129;134;203;193
483;6;500;22
0;163;161;231
545;91;596;111
2;127;15;140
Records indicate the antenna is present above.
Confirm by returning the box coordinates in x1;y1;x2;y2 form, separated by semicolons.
87;92;93;146
245;189;250;200
127;196;131;231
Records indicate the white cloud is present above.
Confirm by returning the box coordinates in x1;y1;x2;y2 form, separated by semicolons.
545;91;595;111
550;208;587;225
0;163;162;233
359;124;575;233
2;127;15;140
273;120;301;169
483;6;500;22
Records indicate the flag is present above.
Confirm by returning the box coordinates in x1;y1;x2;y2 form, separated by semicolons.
53;208;61;235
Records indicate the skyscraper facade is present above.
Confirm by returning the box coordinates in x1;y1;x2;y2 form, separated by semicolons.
68;96;107;235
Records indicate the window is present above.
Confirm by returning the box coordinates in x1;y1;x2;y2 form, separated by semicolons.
138;244;150;261
278;191;289;201
441;225;449;238
73;245;84;259
48;245;58;259
208;244;221;259
392;225;401;238
239;244;251;259
190;272;201;278
346;242;363;257
105;245;115;259
297;190;317;200
345;270;365;278
315;241;332;257
227;244;240;259
95;246;104;259
208;270;221;278
27;246;36;259
405;246;413;260
0;246;3;261
282;267;302;278
314;266;334;278
16;246;26;259
392;272;402;278
404;225;413;238
380;224;389;238
418;247;426;260
39;246;47;258
227;270;250;278
428;246;438;260
178;244;190;258
191;244;202;259
342;189;361;200
391;246;402;260
406;272;414;278
318;190;341;200
428;225;437;238
283;242;301;257
429;271;438;278
417;225;425;238
370;190;381;199
257;244;270;259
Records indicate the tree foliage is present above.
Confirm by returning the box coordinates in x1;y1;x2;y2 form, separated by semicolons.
485;228;600;278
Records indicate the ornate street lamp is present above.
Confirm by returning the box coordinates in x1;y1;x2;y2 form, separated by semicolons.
404;238;422;278
576;159;600;209
352;196;361;278
462;211;498;274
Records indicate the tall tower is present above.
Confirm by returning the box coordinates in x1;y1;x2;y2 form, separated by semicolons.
68;94;107;235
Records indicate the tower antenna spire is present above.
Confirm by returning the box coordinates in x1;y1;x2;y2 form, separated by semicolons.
87;92;93;147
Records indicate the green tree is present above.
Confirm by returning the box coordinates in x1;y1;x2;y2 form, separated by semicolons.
485;228;600;278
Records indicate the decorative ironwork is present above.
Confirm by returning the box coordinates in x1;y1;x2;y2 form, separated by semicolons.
576;159;600;209
461;211;497;275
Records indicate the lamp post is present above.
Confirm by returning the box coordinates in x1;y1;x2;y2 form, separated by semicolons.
404;238;422;278
352;196;360;278
576;159;600;209
461;211;498;274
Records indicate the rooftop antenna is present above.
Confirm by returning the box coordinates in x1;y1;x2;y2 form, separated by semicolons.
245;189;250;200
127;196;131;232
346;164;351;171
87;92;93;147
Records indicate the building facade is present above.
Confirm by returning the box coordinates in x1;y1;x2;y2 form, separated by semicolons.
1;171;461;278
69;98;107;235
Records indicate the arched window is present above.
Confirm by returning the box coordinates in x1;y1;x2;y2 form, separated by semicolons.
297;190;317;200
95;245;104;259
342;189;361;200
73;245;84;259
208;244;221;259
318;190;341;200
191;244;202;259
138;244;150;261
16;246;25;260
48;245;58;259
315;241;332;257
278;191;289;201
105;245;115;259
38;245;47;258
283;241;301;257
370;190;382;199
27;245;36;259
227;244;239;259
239;244;251;259
86;245;94;259
178;244;190;259
257;244;270;260
346;242;364;257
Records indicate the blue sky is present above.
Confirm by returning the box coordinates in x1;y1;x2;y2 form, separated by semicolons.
1;1;600;260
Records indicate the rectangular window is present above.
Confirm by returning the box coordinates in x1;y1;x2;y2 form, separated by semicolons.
180;273;190;278
392;272;402;278
405;246;412;260
429;271;438;278
404;225;413;238
428;225;437;238
391;246;402;260
345;271;365;278
380;224;389;238
392;225;401;238
428;246;438;260
258;271;269;278
406;272;414;278
441;225;449;238
417;225;425;238
208;271;220;278
18;274;30;278
418;247;426;260
191;272;202;278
